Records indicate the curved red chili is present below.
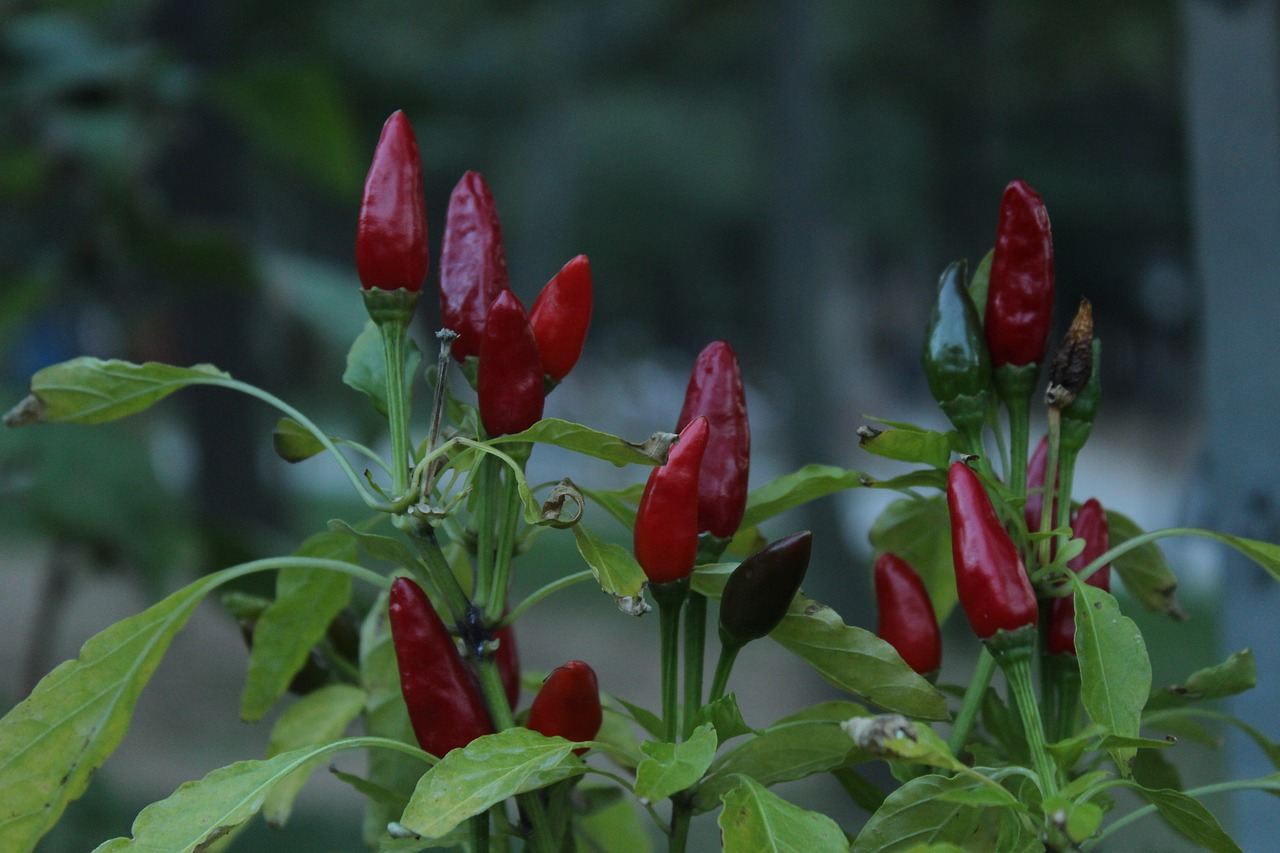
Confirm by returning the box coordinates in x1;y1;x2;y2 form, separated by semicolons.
947;461;1038;640
1047;498;1112;656
387;577;494;757
985;180;1055;369
525;660;602;753
439;171;511;361
529;255;593;383
356;111;428;292
477;291;545;437
634;417;710;584
675;341;750;540
874;553;942;676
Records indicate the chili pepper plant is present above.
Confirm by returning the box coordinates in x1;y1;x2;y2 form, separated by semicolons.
4;113;1280;853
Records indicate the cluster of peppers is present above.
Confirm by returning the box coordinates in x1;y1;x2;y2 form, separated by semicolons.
872;179;1109;805
355;112;603;787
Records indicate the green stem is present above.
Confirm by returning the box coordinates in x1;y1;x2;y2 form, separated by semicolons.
1050;656;1082;742
473;454;501;605
470;813;490;853
1034;525;1231;587
1036;407;1062;570
707;639;743;704
999;644;1059;798
403;526;473;630
947;646;997;756
379;318;413;496
485;459;526;624
1088;778;1277;847
652;581;689;743
669;795;692;853
501;570;594;626
682;592;707;737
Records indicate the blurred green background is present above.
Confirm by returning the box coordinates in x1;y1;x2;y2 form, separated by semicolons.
0;1;1257;850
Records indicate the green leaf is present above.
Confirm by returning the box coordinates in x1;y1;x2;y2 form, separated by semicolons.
857;420;953;469
1122;783;1245;852
494;419;658;467
328;767;410;814
1105;510;1182;616
0;572;226;851
696;718;860;812
1145;649;1256;712
263;685;367;827
241;531;355;721
868;495;957;624
573;792;654;853
5;358;229;426
1202;530;1280;584
91;745;361;852
691;694;753;747
328;519;418;569
718;776;847;853
344;321;423;418
581;484;644;530
831;766;887;813
839;717;962;772
615;698;665;741
593;707;644;771
850;774;985;853
399;729;584;838
741;464;866;529
968;248;994;324
272;416;327;463
571;523;650;615
1075;586;1150;772
634;723;718;802
770;593;949;720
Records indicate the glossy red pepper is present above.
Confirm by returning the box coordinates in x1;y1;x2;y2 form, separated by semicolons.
675;341;750;540
718;531;811;643
1046;498;1112;656
1024;434;1059;534
525;660;602;753
387;577;493;757
946;461;1038;640
494;618;521;709
356;111;428;292
634;417;710;584
439;171;511;361
529;255;593;383
874;553;942;677
985;180;1055;369
477;290;545;437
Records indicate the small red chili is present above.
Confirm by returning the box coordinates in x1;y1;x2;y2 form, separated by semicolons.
439;171;511;361
529;255;593;383
356;111;428;293
634;417;710;584
675;341;750;540
525;660;603;754
1046;498;1112;656
874;552;942;677
477;290;545;437
985;179;1055;370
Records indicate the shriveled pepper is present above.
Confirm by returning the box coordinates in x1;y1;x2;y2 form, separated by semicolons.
439;171;511;362
985;180;1055;372
1060;338;1101;458
477;290;545;437
529;255;593;383
921;260;990;442
525;660;602;753
718;531;812;643
1046;498;1112;656
387;577;493;757
634;416;710;584
946;461;1037;641
874;553;942;677
675;341;751;541
356;111;429;293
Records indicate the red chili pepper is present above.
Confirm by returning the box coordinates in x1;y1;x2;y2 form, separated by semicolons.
985;180;1055;369
1024;434;1059;534
946;461;1038;640
477;290;545;437
529;255;593;383
1046;498;1112;656
439;171;511;361
634;417;710;584
387;578;493;757
525;660;602;753
494;618;521;709
874;553;942;676
675;341;750;540
356;111;428;292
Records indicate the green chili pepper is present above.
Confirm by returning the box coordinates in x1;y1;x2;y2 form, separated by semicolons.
922;259;991;442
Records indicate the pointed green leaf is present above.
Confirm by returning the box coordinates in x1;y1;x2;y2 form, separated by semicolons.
1105;510;1182;616
493;418;658;467
343;320;422;418
718;776;847;853
327;519;418;569
614;698;665;741
1075;586;1150;772
571;523;650;614
0;572;224;851
850;774;986;853
272;416;327;463
581;484;645;530
399;729;584;838
263;685;367;827
634;724;717;802
770;593;948;720
741;464;866;529
691;694;753;747
857;421;952;469
5;358;230;426
968;249;994;323
1146;650;1256;712
240;532;355;721
1122;783;1245;853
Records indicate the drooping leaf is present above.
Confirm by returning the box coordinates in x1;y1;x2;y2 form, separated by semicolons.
5;358;230;426
399;729;584;839
740;464;866;529
493;418;658;467
850;773;986;853
1145;649;1256;712
1075;586;1150;773
343;320;423;418
571;523;650;615
240;531;356;721
272;416;327;463
718;776;847;853
634;724;717;802
263;685;367;827
1105;510;1182;616
1119;782;1251;853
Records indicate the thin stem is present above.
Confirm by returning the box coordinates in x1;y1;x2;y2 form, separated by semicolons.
707;640;742;704
485;460;526;624
379;319;413;496
1036;407;1062;570
501;570;594;626
682;592;707;737
473;454;501;605
1006;395;1031;503
404;526;473;630
421;330;458;497
948;646;997;756
669;796;692;853
1001;650;1059;798
652;582;689;743
470;813;490;853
